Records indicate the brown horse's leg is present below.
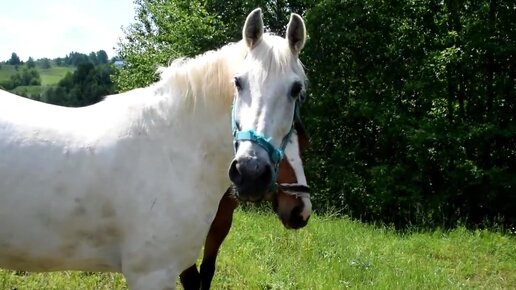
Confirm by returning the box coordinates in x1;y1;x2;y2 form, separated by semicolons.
179;264;201;290
200;188;238;289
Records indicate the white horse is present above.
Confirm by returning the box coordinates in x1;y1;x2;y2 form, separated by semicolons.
0;8;308;290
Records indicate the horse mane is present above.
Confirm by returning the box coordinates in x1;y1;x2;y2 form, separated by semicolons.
154;41;247;111
103;33;307;126
155;33;306;109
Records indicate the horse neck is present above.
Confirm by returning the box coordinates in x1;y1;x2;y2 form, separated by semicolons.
133;43;248;164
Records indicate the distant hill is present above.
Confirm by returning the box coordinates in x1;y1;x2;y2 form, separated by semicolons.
0;64;75;85
0;64;75;98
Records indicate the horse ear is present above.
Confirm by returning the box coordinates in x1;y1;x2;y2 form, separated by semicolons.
243;8;264;49
286;13;306;55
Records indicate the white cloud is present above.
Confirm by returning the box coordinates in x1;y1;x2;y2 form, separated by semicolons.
0;0;135;61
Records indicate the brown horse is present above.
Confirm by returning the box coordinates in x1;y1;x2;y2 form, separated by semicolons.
180;120;310;289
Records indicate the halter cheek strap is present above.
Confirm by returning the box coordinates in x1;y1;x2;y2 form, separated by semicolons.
278;183;311;199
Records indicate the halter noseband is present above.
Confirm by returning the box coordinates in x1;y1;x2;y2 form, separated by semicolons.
231;97;300;191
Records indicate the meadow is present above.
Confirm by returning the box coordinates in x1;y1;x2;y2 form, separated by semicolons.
0;64;74;96
0;209;514;289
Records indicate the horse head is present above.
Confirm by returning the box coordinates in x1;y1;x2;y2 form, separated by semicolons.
229;8;307;202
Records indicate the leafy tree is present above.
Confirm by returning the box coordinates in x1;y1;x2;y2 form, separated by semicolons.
2;68;41;90
55;57;64;66
96;50;109;64
8;52;21;65
38;58;51;69
43;63;115;107
302;0;515;227
64;52;90;66
89;52;98;65
26;57;35;68
114;0;313;91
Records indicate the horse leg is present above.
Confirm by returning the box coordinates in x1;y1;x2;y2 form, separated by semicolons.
179;264;201;290
199;189;238;289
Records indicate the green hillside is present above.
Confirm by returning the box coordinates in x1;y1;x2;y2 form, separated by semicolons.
0;64;74;94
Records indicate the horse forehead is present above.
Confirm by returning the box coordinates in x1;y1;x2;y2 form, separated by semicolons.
242;36;302;79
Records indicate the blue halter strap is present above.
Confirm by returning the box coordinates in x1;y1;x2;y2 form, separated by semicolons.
231;98;299;191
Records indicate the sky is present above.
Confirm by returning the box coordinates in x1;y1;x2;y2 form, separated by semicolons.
0;0;136;61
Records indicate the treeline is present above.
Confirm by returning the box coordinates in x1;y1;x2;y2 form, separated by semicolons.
2;51;110;68
55;50;110;67
42;62;114;107
42;51;115;107
1;50;116;107
0;67;41;90
115;0;515;228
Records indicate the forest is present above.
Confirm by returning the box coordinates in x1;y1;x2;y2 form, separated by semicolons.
0;51;115;106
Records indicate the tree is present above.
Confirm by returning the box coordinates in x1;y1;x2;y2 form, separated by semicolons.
43;63;114;107
26;57;35;68
301;0;515;227
89;52;98;65
39;58;51;69
64;52;89;66
8;52;21;65
2;68;41;90
114;0;313;92
55;57;64;66
96;50;109;64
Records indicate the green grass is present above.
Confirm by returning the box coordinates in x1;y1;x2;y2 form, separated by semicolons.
38;66;74;86
0;65;18;82
11;85;47;97
0;64;74;88
0;210;514;289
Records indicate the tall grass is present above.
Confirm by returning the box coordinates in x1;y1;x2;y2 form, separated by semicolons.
1;210;514;289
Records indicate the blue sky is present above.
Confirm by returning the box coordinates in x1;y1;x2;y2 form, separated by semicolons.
0;0;136;61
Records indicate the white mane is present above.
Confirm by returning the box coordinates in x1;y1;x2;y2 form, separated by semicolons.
154;41;246;111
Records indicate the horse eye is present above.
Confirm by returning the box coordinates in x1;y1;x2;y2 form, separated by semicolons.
234;77;243;91
290;82;303;98
299;92;306;102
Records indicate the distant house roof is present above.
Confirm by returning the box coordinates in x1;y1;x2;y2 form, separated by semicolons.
113;60;125;68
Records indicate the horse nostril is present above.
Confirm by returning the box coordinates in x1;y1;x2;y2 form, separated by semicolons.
228;160;243;186
289;205;309;229
256;164;272;187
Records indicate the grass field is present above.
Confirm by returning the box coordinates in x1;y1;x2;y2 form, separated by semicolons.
11;85;47;97
0;64;74;91
0;209;514;289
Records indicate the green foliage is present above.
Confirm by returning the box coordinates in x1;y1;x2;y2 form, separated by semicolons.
0;67;41;90
114;0;313;91
113;0;226;91
7;52;21;65
42;63;115;107
302;0;515;228
26;57;35;69
38;58;51;69
0;210;514;288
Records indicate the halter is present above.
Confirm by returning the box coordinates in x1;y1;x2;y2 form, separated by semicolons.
278;183;311;199
231;96;300;191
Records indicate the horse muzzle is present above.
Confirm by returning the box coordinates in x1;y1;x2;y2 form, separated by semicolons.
273;185;311;229
228;153;273;201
